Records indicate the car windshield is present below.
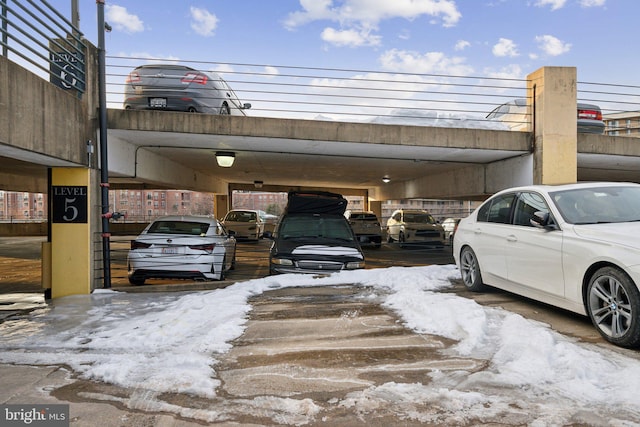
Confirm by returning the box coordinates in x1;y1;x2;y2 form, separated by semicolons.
226;211;257;222
147;220;211;236
350;213;377;221
403;213;436;224
551;186;640;224
279;216;354;241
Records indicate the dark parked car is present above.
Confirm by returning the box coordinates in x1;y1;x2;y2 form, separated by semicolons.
123;64;251;115
263;191;365;275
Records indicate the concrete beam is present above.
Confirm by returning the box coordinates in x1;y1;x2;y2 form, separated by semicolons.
371;154;533;201
108;136;228;193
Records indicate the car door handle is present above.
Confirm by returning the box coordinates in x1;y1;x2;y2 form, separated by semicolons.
506;235;518;242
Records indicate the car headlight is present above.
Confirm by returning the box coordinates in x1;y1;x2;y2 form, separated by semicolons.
346;261;365;269
271;258;293;266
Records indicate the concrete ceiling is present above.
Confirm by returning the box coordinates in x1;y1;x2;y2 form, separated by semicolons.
106;128;526;191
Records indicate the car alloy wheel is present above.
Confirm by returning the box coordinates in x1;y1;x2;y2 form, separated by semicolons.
459;246;487;292
587;266;640;348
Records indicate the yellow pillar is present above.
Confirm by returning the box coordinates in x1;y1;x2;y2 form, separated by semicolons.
527;67;578;185
50;168;94;298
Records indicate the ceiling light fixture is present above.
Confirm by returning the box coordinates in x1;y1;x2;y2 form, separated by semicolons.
382;176;390;183
215;151;235;168
254;180;263;189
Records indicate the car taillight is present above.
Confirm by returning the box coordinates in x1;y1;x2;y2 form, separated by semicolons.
189;243;215;253
126;72;140;83
578;109;602;121
181;72;208;85
131;240;151;250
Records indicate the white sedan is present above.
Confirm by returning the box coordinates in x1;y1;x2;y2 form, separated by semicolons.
453;182;640;348
127;215;236;285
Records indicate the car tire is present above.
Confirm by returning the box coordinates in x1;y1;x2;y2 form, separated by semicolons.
398;231;406;248
128;276;145;286
218;256;226;280
587;266;640;348
459;246;487;292
187;107;197;113
220;103;231;115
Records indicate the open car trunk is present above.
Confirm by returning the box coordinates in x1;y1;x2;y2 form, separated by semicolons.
285;191;347;215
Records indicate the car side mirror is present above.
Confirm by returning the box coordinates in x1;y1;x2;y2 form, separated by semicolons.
531;211;557;230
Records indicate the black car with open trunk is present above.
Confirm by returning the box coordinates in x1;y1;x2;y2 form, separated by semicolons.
263;191;365;275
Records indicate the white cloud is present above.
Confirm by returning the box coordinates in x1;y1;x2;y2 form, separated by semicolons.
492;38;519;57
209;64;235;77
190;7;218;37
534;0;567;10
535;34;571;56
379;48;474;76
483;64;524;80
284;0;461;47
578;0;606;6
454;40;470;51
264;66;280;77
321;27;382;47
106;5;144;34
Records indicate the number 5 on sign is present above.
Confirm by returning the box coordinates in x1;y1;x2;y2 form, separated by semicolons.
52;186;88;223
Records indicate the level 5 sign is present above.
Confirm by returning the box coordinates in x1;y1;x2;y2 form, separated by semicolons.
52;186;88;223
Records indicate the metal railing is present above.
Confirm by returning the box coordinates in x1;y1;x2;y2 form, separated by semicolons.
107;56;531;129
0;0;86;93
105;56;640;133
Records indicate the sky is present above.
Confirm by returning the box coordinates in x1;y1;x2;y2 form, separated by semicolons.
29;1;635;122
1;265;640;424
53;0;631;85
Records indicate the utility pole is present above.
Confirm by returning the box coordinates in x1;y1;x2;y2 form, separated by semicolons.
71;0;79;33
96;0;112;288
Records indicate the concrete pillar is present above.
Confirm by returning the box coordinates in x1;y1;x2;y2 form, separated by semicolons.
527;67;578;185
215;194;228;220
369;200;382;222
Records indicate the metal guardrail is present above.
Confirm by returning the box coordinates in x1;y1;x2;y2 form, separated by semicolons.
0;0;86;93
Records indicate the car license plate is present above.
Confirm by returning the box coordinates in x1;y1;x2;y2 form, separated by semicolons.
149;97;167;108
161;246;178;254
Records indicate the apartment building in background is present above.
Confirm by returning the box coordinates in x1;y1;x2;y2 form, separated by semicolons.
1;189;479;223
603;112;640;137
